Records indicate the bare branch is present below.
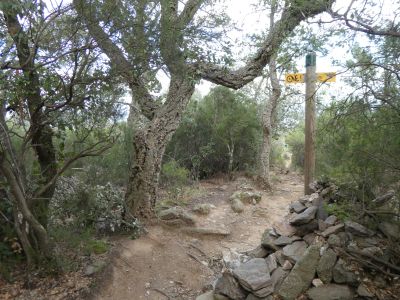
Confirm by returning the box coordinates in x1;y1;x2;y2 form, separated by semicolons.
197;0;334;89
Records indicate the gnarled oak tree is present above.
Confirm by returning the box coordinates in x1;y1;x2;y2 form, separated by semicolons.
74;0;333;218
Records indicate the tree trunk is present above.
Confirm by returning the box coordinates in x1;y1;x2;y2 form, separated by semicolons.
3;7;57;227
227;142;235;180
125;75;195;219
259;56;281;189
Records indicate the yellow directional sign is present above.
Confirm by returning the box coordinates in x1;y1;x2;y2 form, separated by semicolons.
285;73;304;83
317;72;336;82
285;72;336;84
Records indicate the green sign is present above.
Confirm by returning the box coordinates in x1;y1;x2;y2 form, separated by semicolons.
306;53;316;67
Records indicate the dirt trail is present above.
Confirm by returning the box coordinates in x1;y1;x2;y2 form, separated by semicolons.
95;172;304;300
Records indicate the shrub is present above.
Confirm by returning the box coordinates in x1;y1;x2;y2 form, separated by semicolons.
160;160;190;199
286;126;305;171
49;177;137;233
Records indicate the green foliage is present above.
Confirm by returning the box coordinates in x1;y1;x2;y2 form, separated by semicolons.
160;160;190;202
286;126;305;171
49;177;136;233
324;202;351;222
165;86;262;178
50;227;108;271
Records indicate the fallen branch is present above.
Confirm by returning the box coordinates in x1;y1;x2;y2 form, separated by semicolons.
151;288;171;299
347;248;400;274
338;248;395;277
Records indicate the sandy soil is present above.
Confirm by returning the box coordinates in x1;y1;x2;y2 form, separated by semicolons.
95;172;304;300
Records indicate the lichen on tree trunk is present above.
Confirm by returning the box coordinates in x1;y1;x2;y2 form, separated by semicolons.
125;75;195;219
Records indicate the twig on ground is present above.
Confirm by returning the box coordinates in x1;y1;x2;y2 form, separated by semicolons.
151;288;171;299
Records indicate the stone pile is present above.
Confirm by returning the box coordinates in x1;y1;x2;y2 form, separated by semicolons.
197;183;399;300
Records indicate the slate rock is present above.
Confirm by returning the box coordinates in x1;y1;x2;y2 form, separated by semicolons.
333;259;358;286
321;223;344;238
324;215;337;226
278;245;321;300
307;284;354;300
268;228;279;237
290;201;306;213
273;235;301;246
361;246;383;257
252;266;289;298
214;294;230;300
294;219;318;237
274;250;285;266
327;234;342;247
261;231;280;252
265;253;278;273
233;258;271;291
270;267;289;292
318;219;329;231
195;291;214;300
309;193;320;205
355;237;379;248
316;197;329;220
378;222;400;240
337;232;350;245
246;246;269;258
273;221;297;237
158;207;195;225
345;221;374;237
317;248;337;283
245;294;273;300
303;233;317;245
282;241;308;263
282;260;292;271
357;284;374;298
289;206;318;225
215;272;247;300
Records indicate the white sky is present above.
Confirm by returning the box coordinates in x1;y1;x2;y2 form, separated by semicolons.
42;0;397;103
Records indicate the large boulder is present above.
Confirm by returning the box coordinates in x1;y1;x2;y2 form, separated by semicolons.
307;284;354;300
278;245;321;300
158;207;195;225
289;206;318;225
215;272;247;300
232;258;272;292
317;248;337;283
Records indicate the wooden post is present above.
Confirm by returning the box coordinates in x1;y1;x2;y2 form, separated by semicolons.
304;52;316;195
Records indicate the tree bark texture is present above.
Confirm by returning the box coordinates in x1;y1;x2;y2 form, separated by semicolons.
125;75;195;218
74;0;333;218
260;57;281;189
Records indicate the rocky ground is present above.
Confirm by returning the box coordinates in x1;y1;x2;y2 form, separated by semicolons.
93;171;303;300
201;182;400;300
3;171;398;300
